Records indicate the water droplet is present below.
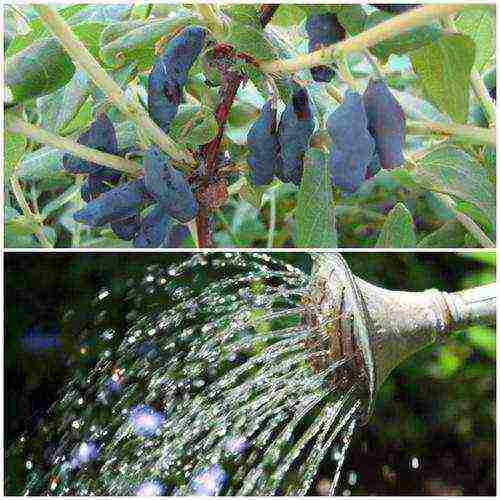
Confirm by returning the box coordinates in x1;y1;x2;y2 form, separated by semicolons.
135;480;164;496
189;464;227;496
129;405;166;437
74;441;98;464
347;470;357;485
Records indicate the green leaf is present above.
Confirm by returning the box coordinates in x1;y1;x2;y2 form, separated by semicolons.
226;23;276;61
466;325;496;358
86;237;133;248
59;98;93;136
37;70;92;133
4;131;27;181
222;5;261;26
239;176;267;209
5;205;21;222
455;7;495;71
41;183;82;220
186;75;219;109
454;201;495;241
99;12;200;69
5;4;87;57
131;3;152;20
410;34;475;124
366;11;442;62
482;145;496;175
227;102;259;128
412;146;495;225
376;203;416;248
5;231;37;248
456;251;496;266
100;20;146;48
6;38;75;104
5;215;39;237
337;5;367;36
271;5;306;27
417;220;466;248
295;149;337;248
71;22;107;61
6;23;106;104
482;66;496;95
230;202;266;247
169;105;218;146
41;226;57;247
67;4;132;25
16;146;65;182
116;121;140;150
301;5;340;16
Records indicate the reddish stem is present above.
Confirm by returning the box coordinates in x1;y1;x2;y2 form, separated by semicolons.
196;71;245;248
260;4;280;28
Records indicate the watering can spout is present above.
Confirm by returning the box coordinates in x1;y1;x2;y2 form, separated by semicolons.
309;253;496;419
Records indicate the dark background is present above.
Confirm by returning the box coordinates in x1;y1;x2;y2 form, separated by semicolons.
4;252;496;495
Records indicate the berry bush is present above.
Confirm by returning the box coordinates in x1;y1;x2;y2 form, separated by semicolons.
4;3;496;248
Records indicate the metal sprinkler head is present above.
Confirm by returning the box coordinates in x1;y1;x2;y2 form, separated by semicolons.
306;253;496;424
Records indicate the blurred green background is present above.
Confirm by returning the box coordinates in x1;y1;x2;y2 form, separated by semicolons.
4;252;496;495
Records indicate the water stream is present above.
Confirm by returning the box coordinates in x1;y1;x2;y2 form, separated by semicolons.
7;253;369;496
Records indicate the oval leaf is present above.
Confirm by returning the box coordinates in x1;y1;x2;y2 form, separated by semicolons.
169;105;218;146
366;11;442;62
376;202;416;248
417;220;466;248
37;70;92;133
295;148;337;248
6;23;105;104
412;146;495;225
455;7;495;71
99;12;200;69
6;38;75;103
226;23;276;61
16;146;65;182
410;34;476;124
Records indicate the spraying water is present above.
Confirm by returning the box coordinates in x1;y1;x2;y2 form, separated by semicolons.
6;253;495;496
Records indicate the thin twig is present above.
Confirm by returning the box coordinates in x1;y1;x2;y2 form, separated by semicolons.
267;189;276;248
260;5;280;28
195;4;227;38
260;4;472;74
5;112;143;176
435;193;495;248
470;68;496;127
7;4;30;27
336;53;360;92
9;176;52;248
72;175;85;247
324;85;343;103
406;119;496;147
32;5;195;167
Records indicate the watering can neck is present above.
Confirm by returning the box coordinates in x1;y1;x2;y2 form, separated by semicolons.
351;280;496;393
353;279;449;390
